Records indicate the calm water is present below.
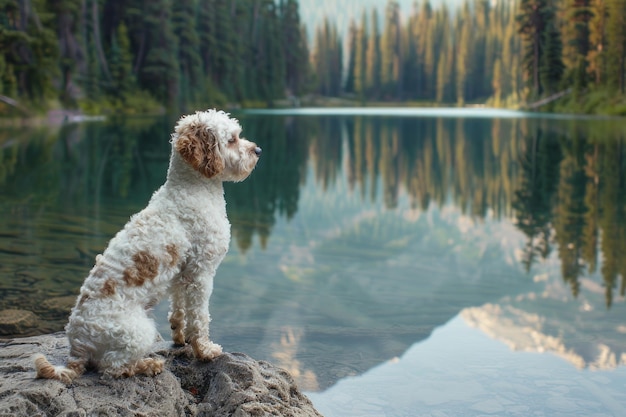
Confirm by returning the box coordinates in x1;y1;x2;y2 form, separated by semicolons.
2;109;626;416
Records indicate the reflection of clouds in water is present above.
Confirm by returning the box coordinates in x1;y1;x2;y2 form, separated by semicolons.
308;315;626;417
462;280;626;371
271;326;319;391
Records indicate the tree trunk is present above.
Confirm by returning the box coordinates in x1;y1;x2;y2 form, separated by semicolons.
91;0;111;80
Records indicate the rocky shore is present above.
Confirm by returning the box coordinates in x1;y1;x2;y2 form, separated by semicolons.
0;332;323;416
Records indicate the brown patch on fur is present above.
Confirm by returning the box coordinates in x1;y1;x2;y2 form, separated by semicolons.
166;244;179;267
123;250;159;286
33;354;82;384
176;124;225;178
109;357;165;378
190;337;222;361
34;355;57;379
66;359;87;376
101;279;117;296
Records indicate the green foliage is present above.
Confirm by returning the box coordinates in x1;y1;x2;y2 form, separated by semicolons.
3;0;626;115
312;18;342;96
0;0;313;114
605;0;626;93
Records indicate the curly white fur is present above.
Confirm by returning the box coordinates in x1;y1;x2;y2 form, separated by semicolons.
34;109;261;383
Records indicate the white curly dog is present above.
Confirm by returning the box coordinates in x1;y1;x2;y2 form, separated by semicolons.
34;109;261;383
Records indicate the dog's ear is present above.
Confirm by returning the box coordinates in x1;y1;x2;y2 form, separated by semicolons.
176;125;225;178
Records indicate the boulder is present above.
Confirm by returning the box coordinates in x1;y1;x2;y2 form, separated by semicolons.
0;309;39;335
0;333;323;417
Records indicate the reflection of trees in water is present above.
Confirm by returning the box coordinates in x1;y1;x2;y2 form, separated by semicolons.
1;118;173;211
513;124;626;307
512;129;562;273
300;116;626;306
554;131;588;298
344;117;521;216
597;139;626;307
4;115;626;306
225;116;312;252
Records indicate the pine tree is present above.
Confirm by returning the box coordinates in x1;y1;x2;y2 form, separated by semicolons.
562;0;593;89
345;19;357;94
586;0;607;84
365;8;382;99
605;0;626;93
108;22;134;104
540;18;565;94
172;0;201;109
381;0;402;98
517;0;561;97
455;2;473;105
354;10;368;99
48;0;83;104
281;0;310;97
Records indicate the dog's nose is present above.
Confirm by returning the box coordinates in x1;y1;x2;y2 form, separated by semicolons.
254;147;262;157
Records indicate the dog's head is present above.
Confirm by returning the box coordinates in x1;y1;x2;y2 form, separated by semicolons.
172;109;261;182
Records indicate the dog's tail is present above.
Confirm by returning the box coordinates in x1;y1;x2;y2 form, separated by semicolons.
33;354;86;384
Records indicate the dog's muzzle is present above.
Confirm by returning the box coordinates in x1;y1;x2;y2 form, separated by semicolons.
254;147;262;157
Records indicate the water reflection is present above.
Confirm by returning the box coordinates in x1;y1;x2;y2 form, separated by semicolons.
232;113;626;306
1;111;626;397
307;315;626;416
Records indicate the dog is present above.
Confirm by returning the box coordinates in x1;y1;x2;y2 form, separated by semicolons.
34;109;261;383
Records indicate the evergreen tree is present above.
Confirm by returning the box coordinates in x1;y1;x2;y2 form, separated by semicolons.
48;0;83;105
455;2;473;105
172;0;201;109
586;0;607;84
605;0;626;93
281;0;310;98
540;18;565;94
345;19;357;94
381;0;402;98
517;0;561;97
366;8;382;99
108;22;134;104
562;0;593;88
354;9;368;99
257;0;286;103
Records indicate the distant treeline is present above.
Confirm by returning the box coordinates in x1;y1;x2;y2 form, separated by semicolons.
2;0;626;114
0;0;309;114
314;0;626;110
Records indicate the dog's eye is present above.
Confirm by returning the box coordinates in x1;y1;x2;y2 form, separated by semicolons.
229;135;237;143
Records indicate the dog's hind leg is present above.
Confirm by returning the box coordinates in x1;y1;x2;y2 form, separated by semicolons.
96;307;162;378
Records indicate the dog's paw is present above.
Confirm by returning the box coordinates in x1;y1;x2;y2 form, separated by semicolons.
142;357;165;376
169;311;186;345
191;338;223;361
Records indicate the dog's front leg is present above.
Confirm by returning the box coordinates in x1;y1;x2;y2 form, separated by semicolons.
168;281;187;346
185;274;223;361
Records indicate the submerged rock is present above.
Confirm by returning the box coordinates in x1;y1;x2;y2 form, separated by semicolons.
0;309;39;335
0;332;323;417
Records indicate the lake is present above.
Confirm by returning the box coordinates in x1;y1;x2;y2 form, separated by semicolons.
1;108;626;416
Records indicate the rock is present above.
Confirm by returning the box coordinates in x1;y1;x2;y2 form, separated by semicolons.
0;333;323;417
41;296;77;314
0;309;39;335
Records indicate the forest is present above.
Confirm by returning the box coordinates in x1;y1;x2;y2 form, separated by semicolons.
1;0;626;115
0;0;310;114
